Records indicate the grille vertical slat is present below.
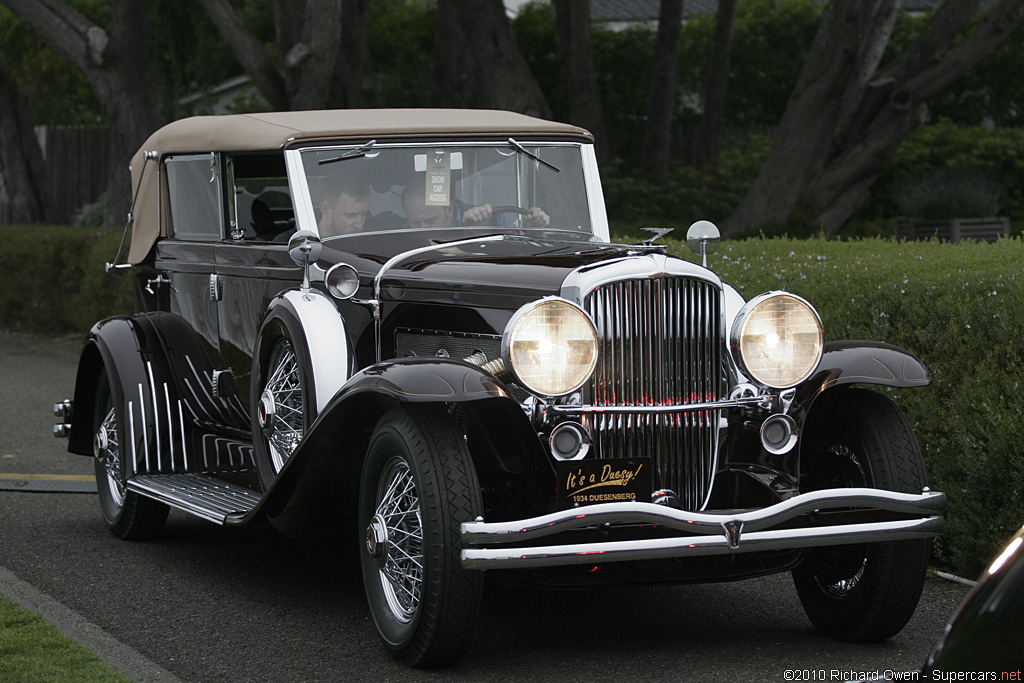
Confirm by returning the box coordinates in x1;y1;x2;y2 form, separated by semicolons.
584;277;722;511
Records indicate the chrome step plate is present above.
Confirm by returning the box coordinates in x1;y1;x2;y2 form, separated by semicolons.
128;473;261;525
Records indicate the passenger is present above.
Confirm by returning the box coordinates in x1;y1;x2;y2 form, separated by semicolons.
401;181;550;229
318;180;370;236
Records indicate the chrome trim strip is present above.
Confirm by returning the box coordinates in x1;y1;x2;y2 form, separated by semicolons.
285;149;318;235
371;234;508;362
560;252;721;304
179;400;189;472
164;383;174;468
461;516;944;569
549;396;764;415
580;144;609;242
147;362;160;471
138;384;150;472
461;488;946;542
128;400;137;475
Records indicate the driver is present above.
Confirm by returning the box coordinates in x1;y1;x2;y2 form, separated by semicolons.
401;181;550;229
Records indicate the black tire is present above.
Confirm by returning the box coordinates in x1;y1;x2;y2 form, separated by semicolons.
793;388;931;641
252;332;312;489
359;406;483;667
93;367;169;540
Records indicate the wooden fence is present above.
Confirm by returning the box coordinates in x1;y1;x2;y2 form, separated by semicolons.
0;125;112;225
38;125;111;225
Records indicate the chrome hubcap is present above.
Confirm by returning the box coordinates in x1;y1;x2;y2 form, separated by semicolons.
366;514;389;568
258;390;276;436
372;457;423;623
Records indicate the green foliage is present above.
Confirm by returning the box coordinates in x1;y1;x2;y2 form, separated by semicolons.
0;2;105;125
512;2;565;120
603;134;771;236
681;0;824;129
653;234;1024;578
0;595;131;682
0;226;133;335
862;122;1024;229
364;0;437;109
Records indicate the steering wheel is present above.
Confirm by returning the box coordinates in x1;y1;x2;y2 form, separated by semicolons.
489;206;532;216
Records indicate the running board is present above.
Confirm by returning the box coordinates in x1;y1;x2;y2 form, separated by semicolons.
128;473;262;525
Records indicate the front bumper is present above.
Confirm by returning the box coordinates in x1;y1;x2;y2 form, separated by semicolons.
460;487;945;570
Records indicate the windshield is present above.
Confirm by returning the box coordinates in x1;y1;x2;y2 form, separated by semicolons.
297;142;594;238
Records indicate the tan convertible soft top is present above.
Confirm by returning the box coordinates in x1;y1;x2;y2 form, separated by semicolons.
126;109;593;264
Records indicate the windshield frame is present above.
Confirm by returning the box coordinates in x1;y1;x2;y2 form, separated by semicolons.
284;140;609;243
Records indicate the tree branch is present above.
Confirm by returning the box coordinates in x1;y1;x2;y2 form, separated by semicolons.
908;0;1024;99
0;0;100;73
196;0;288;110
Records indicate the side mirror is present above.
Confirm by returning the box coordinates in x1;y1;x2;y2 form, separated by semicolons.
686;221;720;267
288;230;322;292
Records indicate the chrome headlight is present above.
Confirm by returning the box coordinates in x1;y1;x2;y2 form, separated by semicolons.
731;292;823;389
502;298;598;397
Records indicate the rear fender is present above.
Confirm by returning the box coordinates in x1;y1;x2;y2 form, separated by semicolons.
260;358;551;536
67;313;245;475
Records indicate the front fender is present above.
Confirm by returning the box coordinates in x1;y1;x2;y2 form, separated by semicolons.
793;340;929;420
259;358;540;537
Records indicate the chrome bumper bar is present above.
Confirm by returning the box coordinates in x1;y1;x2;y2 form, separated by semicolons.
460;488;945;570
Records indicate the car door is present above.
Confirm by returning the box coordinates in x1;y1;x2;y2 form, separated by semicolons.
215;152;302;414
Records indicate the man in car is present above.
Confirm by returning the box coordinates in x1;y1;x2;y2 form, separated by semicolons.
401;179;549;229
319;180;371;236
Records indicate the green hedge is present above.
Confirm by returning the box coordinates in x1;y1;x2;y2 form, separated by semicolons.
0;226;133;335
3;225;1020;577
663;235;1024;577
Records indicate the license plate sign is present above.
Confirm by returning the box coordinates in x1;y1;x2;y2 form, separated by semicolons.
556;457;651;509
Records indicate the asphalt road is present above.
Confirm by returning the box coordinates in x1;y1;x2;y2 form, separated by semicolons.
0;330;973;682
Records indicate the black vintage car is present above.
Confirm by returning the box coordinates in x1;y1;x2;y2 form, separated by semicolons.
54;109;945;667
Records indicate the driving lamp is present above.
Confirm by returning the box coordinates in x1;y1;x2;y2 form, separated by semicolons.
732;293;823;389
502;298;598;397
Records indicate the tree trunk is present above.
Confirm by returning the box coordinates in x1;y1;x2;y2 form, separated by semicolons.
0;67;51;224
642;0;684;185
434;0;550;118
330;0;368;108
722;0;1024;238
553;0;607;164
695;0;737;166
201;0;355;112
0;0;164;226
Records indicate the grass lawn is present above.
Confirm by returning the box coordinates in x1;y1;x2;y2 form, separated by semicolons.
0;594;131;683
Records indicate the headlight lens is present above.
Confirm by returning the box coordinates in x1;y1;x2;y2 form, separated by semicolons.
732;293;823;388
502;299;598;397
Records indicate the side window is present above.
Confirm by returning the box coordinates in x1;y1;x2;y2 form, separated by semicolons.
165;153;224;241
230;153;294;241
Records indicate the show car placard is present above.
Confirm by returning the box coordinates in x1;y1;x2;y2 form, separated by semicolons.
557;457;651;508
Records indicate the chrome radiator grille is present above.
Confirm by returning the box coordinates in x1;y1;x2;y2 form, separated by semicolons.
582;277;723;511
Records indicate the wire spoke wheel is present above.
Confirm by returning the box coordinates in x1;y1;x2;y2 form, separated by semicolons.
92;367;168;540
262;339;304;472
359;407;482;667
371;457;424;622
793;388;931;642
95;405;125;507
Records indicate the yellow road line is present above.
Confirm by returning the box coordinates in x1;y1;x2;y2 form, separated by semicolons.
0;473;95;482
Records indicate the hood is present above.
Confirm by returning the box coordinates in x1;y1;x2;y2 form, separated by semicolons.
319;228;667;303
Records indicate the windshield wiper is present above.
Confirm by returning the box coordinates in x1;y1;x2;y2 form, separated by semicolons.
508;137;560;173
318;139;376;165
